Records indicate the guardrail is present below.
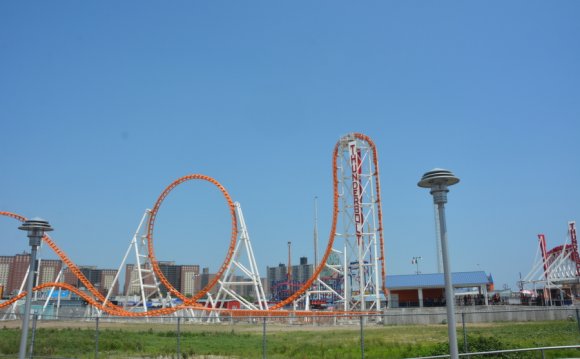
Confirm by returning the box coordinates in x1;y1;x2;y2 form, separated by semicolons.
410;344;580;358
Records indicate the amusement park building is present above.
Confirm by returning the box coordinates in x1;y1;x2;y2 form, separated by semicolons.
386;271;493;308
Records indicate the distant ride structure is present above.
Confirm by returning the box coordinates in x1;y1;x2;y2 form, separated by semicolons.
1;132;387;317
520;221;579;304
291;133;387;313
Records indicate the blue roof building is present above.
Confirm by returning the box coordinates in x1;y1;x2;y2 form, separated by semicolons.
385;271;493;308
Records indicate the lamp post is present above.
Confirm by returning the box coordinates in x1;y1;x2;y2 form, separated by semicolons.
412;256;422;274
18;218;53;359
418;169;460;359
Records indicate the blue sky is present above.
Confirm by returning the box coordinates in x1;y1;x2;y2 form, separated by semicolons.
1;1;579;291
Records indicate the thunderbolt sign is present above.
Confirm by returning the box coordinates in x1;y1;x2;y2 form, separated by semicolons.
349;141;364;243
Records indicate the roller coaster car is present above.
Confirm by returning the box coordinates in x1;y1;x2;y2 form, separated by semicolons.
310;299;328;310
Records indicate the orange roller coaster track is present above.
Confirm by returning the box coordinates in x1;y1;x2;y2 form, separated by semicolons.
0;132;386;316
146;174;238;306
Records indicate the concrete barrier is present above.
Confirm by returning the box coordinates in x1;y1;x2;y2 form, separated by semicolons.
381;305;578;325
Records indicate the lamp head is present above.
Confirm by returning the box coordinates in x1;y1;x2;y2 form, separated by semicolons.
418;168;460;188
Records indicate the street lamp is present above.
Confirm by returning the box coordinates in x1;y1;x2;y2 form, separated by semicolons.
418;169;460;359
412;256;422;274
17;218;53;359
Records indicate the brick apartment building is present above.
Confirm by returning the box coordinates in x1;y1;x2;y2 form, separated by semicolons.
63;266;120;297
124;262;200;297
0;253;117;299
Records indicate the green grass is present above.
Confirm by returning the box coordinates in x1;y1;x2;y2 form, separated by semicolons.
1;321;579;358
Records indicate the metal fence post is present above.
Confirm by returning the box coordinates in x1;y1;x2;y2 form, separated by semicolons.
360;315;365;359
576;308;580;335
262;317;267;359
28;312;38;359
95;316;99;359
462;312;468;354
177;316;181;359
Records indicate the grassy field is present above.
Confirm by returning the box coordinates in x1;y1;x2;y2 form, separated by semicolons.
1;320;579;358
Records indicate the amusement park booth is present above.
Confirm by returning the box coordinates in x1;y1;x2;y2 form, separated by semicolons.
385;271;493;308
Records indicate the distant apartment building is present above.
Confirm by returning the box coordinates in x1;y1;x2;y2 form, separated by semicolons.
63;266;101;290
0;256;14;298
194;267;265;300
267;263;288;284
200;267;218;295
38;259;62;286
100;269;119;297
261;277;269;297
124;262;199;297
62;265;119;297
180;264;200;296
265;257;314;300
6;253;31;296
1;254;62;297
63;266;78;287
267;257;313;284
158;261;179;295
293;257;314;283
124;263;156;297
266;257;313;300
0;252;192;299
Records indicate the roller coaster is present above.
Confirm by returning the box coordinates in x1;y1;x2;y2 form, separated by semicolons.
0;132;386;317
520;221;580;304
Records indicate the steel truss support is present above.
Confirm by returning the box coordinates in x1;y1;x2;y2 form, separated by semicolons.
103;209;171;316
208;202;268;319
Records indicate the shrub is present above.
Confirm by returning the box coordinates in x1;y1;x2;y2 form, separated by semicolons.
430;334;536;358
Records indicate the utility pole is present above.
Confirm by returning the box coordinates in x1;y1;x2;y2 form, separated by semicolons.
313;196;319;298
287;241;292;283
412;256;422;275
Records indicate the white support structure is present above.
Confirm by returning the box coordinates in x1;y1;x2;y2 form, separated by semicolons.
40;267;65;319
103;209;170;316
547;249;576;280
209;202;268;318
307;134;384;313
2;266;30;320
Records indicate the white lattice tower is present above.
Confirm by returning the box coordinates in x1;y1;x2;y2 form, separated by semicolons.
208;202;268;318
309;134;384;313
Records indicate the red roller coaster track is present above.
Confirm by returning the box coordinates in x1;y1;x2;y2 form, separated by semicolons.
0;133;386;316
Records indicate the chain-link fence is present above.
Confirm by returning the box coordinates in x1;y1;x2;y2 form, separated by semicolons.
1;305;580;358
